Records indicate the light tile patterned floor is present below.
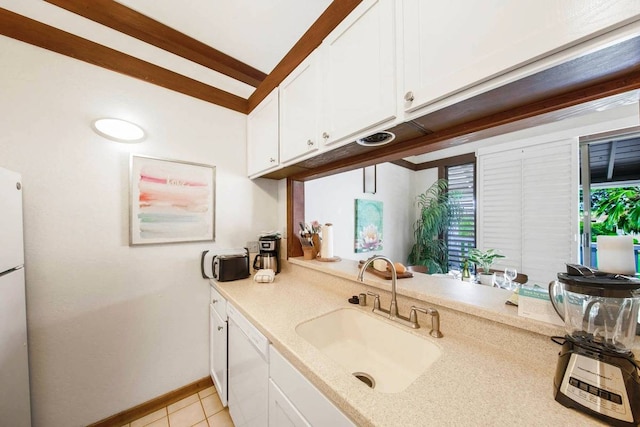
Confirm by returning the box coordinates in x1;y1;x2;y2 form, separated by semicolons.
122;386;234;427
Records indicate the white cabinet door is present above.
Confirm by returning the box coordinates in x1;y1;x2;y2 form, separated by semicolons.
268;380;310;427
279;51;321;163
0;167;24;272
402;0;640;114
209;304;227;406
247;88;279;177
0;268;31;427
322;0;396;146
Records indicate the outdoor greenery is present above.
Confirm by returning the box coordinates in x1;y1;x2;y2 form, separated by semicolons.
591;186;640;235
581;186;640;242
407;179;458;274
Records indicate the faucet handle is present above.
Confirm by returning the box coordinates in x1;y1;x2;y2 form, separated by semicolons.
410;306;443;338
409;306;426;323
366;291;381;310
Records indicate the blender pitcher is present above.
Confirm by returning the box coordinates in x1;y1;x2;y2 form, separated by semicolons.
549;271;640;351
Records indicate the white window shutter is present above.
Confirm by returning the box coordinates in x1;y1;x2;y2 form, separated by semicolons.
477;138;578;284
477;148;523;272
521;139;579;284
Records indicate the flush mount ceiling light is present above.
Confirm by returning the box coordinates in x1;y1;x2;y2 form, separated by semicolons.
356;131;396;147
92;118;146;143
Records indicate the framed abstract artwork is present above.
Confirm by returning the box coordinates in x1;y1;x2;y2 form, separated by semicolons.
130;154;216;245
354;199;383;253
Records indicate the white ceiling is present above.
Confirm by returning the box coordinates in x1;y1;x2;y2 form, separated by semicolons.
0;0;333;98
117;0;333;75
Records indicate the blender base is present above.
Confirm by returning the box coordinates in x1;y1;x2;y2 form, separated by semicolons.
553;338;640;427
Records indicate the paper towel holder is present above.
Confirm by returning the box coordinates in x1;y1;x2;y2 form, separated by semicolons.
363;165;376;194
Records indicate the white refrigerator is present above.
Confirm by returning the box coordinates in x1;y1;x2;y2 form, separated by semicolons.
0;167;32;426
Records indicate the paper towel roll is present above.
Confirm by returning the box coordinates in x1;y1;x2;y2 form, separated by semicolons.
320;224;334;259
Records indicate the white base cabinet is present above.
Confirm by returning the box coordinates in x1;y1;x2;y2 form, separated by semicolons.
209;285;228;406
269;345;355;427
268;380;310;427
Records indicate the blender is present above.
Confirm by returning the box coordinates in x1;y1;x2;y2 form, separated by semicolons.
549;264;640;426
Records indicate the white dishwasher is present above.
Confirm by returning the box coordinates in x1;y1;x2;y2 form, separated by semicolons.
227;303;269;427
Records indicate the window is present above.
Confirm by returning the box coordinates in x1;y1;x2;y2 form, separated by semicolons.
446;163;476;270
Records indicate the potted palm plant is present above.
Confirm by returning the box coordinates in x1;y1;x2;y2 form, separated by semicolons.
407;179;458;274
467;248;505;285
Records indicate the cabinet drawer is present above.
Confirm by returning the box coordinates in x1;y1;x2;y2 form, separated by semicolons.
269;345;354;427
209;284;227;319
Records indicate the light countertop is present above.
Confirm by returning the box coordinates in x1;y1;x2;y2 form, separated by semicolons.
211;258;619;426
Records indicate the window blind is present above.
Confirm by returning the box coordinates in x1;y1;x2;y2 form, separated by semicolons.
446;163;476;270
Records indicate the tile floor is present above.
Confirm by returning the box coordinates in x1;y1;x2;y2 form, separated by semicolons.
121;386;234;427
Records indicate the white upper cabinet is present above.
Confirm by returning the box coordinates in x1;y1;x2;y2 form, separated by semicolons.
279;51;322;164
247;88;279;177
401;0;640;114
321;0;397;146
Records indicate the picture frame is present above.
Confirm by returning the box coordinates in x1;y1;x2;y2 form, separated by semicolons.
354;199;383;253
130;154;216;245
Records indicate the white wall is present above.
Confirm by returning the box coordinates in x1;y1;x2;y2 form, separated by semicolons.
0;37;279;426
304;163;414;262
412;167;439;225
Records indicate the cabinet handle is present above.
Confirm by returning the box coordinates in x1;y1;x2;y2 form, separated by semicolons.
217;326;224;331
307;139;314;147
269;157;276;163
212;299;218;304
322;132;329;140
404;91;415;102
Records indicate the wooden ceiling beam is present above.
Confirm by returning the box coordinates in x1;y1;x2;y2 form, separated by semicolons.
248;0;363;112
44;0;267;88
0;8;248;113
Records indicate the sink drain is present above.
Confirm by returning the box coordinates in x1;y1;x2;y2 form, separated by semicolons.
353;372;375;389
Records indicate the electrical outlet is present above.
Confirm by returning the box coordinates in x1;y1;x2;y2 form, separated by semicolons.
247;241;259;253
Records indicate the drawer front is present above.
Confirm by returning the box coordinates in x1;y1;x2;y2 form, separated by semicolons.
209;283;227;319
269;345;354;427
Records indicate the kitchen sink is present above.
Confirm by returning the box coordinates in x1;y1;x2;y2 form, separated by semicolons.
295;308;441;393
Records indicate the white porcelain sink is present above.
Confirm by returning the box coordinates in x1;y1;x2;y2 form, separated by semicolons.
295;308;441;393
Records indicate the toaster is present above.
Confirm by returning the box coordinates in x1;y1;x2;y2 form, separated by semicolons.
201;249;250;282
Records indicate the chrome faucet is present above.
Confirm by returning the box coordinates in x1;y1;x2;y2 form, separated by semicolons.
358;255;400;318
357;256;442;337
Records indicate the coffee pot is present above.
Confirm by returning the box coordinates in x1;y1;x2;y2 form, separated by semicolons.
253;234;281;274
253;252;278;272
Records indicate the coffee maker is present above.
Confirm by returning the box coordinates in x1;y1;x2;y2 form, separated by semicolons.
253;235;281;274
549;264;640;426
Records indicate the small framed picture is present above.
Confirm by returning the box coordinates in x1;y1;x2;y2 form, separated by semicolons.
130;154;216;245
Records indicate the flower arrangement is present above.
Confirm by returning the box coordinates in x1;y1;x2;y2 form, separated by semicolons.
309;220;321;234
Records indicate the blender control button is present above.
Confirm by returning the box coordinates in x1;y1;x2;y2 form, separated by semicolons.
588;385;599;396
598;389;610;400
610;393;623;405
569;377;580;388
579;382;589;392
